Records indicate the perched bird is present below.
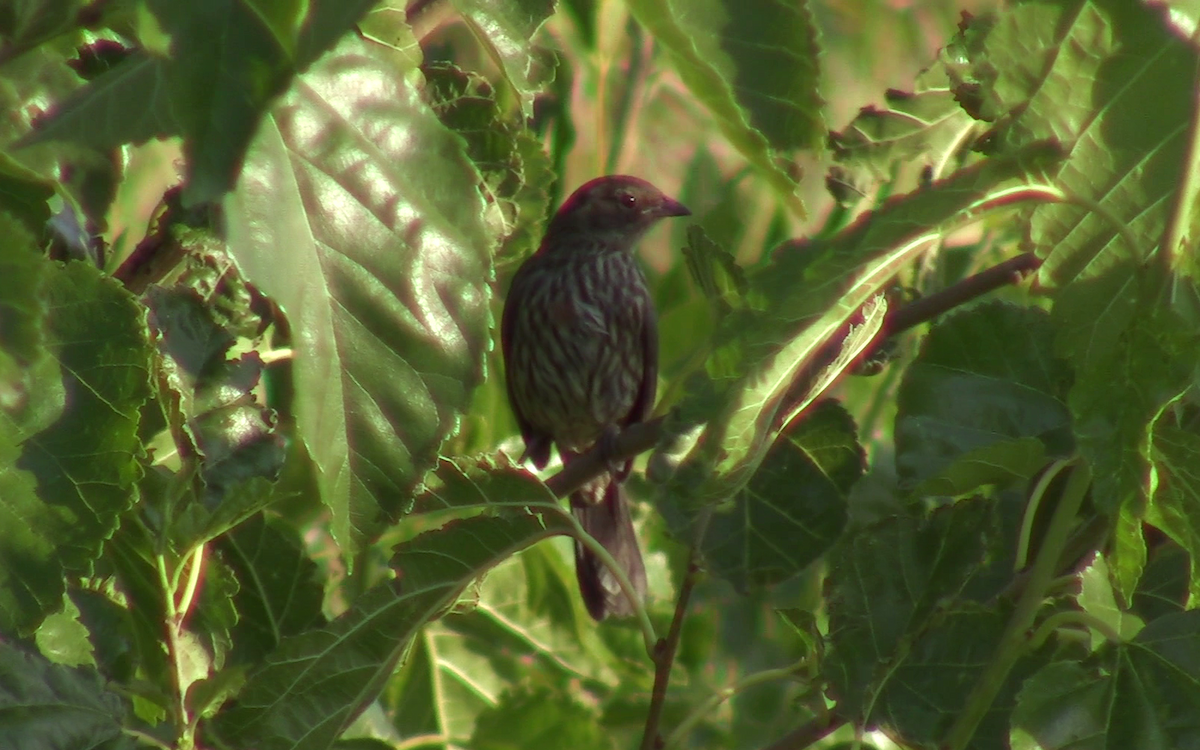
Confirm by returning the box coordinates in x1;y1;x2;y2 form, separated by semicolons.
501;175;690;620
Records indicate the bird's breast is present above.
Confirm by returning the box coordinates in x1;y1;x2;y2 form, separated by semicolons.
506;253;652;451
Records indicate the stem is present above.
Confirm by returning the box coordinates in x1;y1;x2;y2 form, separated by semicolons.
176;545;206;624
543;251;1048;503
664;662;806;748
1013;459;1068;571
156;555;189;740
944;459;1092;750
1157;49;1200;282
122;727;173;750
1027;610;1123;651
544;416;664;498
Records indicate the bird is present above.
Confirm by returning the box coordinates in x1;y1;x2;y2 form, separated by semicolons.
500;175;690;620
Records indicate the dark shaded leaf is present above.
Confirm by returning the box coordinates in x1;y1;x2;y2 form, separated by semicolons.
219;514;325;664
702;400;859;590
824;499;1015;719
895;302;1073;492
1054;267;1199;514
423;63;553;265
1148;421;1200;604
0;643;132;750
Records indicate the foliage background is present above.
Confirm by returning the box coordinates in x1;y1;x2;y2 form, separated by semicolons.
3;1;1200;750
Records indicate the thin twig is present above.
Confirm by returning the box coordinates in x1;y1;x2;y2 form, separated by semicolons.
640;549;703;750
665;661;809;748
884;252;1041;335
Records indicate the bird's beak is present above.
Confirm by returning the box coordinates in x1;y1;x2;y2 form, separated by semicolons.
657;197;691;218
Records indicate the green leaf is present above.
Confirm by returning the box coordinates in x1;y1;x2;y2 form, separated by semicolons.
824;499;1015;721
470;683;610;750
385;544;622;742
447;0;557;116
1010;660;1106;750
1013;610;1200;750
1053;268;1200;513
1076;555;1145;645
961;1;1196;288
225;36;495;552
213;513;569;750
701;400;858;591
895;302;1073;493
422;63;553;265
218;514;325;664
626;0;817;218
3;261;152;635
18;53;178;151
0;642;132;750
34;595;94;667
415;455;561;514
828;63;981;200
1147;421;1200;604
22;1;376;204
661;143;1063;512
0;154;55;237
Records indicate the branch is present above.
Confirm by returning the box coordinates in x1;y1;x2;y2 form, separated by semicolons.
540;252;1043;502
640;548;703;750
884;252;1041;336
544;416;664;498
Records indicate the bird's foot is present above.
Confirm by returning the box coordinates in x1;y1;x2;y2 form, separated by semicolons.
597;424;628;480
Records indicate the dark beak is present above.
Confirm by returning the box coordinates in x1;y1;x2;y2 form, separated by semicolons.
658;197;691;217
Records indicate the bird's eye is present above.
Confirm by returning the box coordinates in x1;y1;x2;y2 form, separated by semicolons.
618;192;638;210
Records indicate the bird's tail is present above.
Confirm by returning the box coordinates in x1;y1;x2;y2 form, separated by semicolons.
570;475;647;620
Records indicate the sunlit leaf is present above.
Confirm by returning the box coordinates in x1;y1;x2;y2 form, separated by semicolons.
213;513;569;750
960;1;1196;289
4;261;152;635
226;36;495;552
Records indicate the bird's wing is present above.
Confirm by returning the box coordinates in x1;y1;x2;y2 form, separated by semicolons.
627;298;658;426
500;266;552;468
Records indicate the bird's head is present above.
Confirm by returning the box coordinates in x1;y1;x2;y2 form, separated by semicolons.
542;175;691;251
